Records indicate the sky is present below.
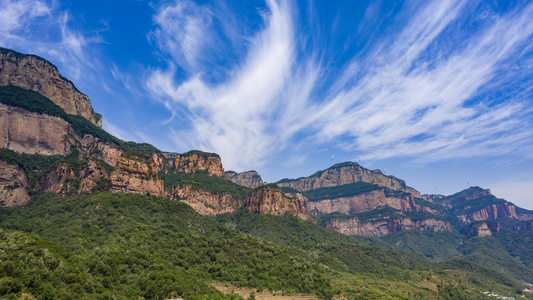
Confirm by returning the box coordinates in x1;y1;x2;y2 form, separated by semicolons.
1;0;532;209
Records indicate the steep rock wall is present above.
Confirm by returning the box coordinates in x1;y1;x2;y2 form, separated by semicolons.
323;216;452;237
0;160;30;206
306;189;435;215
108;154;164;197
457;203;517;223
173;152;225;177
225;170;264;188
244;186;314;221
0;103;121;166
167;184;238;216
0;48;100;126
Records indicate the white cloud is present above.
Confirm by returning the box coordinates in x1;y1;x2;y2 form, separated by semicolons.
148;0;533;171
0;0;50;32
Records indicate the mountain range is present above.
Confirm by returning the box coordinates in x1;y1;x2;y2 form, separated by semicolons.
1;47;532;299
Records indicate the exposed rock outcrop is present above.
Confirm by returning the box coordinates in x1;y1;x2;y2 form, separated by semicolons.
173;151;225;177
306;189;436;215
0;103;121;166
277;162;420;197
0;48;100;126
225;170;264;188
0;160;30;206
167;184;238;216
108;153;164;197
457;203;517;223
468;222;501;237
244;186;314;221
323;216;452;237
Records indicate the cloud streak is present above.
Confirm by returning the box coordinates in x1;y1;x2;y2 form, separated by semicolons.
148;0;533;171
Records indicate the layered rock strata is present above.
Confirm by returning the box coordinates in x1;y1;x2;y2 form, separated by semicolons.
108;153;164;197
0;48;100;126
244;186;314;222
0;160;30;206
173;152;225;177
323;216;452;237
225;170;264;188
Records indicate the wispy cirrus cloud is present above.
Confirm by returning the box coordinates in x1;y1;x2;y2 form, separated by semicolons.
0;0;100;81
148;0;533;171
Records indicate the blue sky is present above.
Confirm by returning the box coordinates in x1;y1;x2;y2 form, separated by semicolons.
1;0;532;209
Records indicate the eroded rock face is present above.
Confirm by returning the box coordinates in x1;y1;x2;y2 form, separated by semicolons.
173;152;225;177
323;216;452;237
306;189;436;215
457;203;517;223
469;222;501;237
108;154;164;197
225;171;264;188
0;160;30;206
0;48;100;126
35;163;76;195
0;103;122;166
167;184;238;216
277;162;420;197
78;158;109;194
244;186;314;222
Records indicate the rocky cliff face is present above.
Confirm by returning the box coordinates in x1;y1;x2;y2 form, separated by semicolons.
306;189;436;216
0;48;100;126
457;203;517;223
277;162;420;197
173;151;225;177
108;153;164;197
0;103;122;166
468;222;501;237
225;170;264;188
167;184;238;216
35;158;109;195
244;186;313;221
323;216;452;237
0;160;30;206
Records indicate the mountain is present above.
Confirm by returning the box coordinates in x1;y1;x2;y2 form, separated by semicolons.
0;48;101;126
0;47;530;299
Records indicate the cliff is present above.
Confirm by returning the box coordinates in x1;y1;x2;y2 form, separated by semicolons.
108;153;164;197
35;157;109;195
457;203;517;223
0;103;122;166
468;222;501;237
0;48;101;126
305;189;436;215
225;170;265;188
173;151;225;177
244;185;314;222
323;215;452;237
0;160;30;206
167;184;238;216
277;162;420;197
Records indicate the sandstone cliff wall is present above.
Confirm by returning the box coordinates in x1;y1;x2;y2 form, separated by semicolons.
108;154;164;197
167;184;238;216
457;203;517;223
305;189;436;215
277;163;420;197
0;103;122;166
323;216;452;237
225;170;264;188
244;186;313;221
0;48;100;126
173;152;225;177
0;160;30;206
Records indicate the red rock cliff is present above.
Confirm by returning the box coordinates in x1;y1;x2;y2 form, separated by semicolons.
108;153;164;197
0;160;30;206
173;151;225;177
244;186;314;222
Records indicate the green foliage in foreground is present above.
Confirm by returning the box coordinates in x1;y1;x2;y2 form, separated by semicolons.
161;170;252;199
0;192;333;299
0;86;159;156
